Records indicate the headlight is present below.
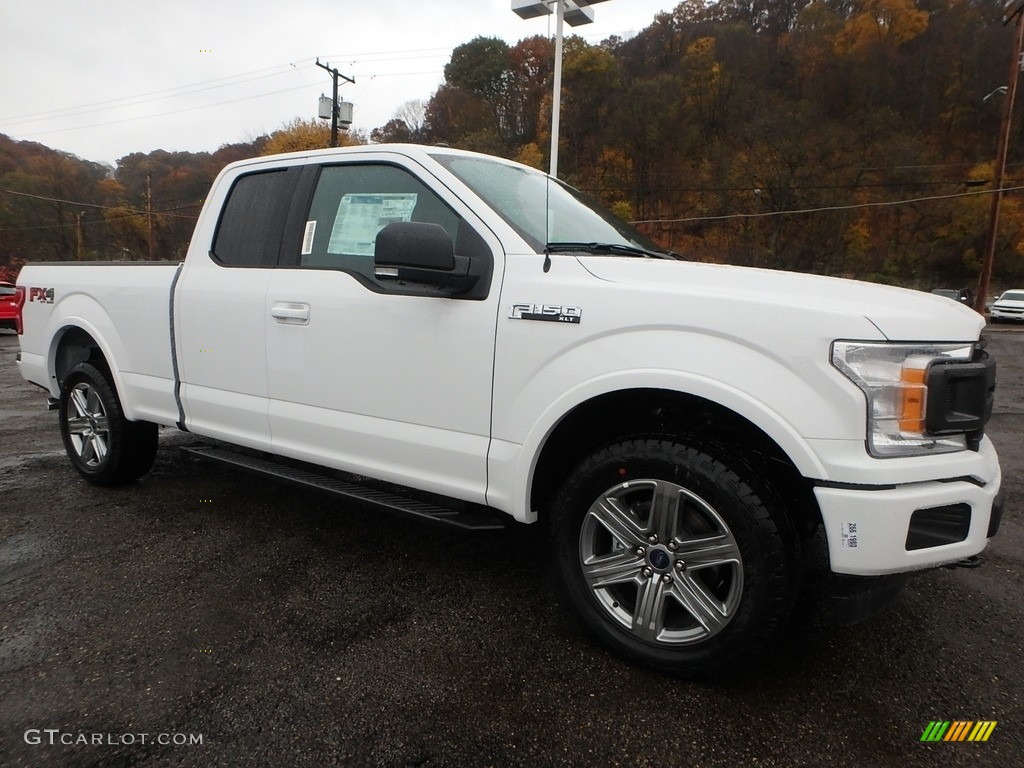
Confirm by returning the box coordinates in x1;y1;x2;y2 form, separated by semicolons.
831;341;975;457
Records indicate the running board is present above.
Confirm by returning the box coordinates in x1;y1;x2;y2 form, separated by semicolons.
181;445;506;532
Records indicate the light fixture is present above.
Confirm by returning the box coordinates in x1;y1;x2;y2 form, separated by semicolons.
510;0;614;177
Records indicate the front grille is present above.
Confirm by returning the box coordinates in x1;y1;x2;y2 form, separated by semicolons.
925;344;995;450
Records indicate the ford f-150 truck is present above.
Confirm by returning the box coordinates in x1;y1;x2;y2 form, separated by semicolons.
15;145;1001;676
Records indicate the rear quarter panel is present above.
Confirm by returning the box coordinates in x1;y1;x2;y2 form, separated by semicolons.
17;264;179;423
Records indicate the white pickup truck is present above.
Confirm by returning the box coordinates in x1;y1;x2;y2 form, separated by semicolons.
14;145;1002;676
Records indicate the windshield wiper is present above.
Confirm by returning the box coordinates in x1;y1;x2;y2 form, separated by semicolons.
545;242;681;260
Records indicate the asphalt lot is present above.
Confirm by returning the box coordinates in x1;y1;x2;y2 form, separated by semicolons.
1;328;1022;768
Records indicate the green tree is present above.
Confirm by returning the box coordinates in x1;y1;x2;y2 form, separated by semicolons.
444;37;511;102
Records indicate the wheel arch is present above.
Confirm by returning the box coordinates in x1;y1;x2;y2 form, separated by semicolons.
526;386;823;536
48;322;132;418
38;290;136;409
53;325;106;384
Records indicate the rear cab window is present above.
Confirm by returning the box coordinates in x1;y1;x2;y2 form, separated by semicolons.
211;168;297;268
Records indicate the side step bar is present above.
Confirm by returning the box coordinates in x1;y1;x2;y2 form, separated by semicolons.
181;445;506;532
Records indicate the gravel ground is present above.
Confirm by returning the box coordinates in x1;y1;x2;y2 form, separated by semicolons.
0;328;1021;768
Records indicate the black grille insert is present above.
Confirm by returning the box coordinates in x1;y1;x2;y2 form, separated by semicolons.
925;346;996;450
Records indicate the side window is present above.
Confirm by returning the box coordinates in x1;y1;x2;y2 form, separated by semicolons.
301;164;484;284
212;169;293;267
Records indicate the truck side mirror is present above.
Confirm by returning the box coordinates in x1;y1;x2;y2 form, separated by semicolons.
374;222;478;295
375;221;455;271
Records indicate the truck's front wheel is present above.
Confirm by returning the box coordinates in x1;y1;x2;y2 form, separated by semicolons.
551;438;798;677
59;361;158;486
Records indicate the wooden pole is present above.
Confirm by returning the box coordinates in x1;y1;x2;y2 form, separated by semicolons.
146;171;155;261
976;10;1024;314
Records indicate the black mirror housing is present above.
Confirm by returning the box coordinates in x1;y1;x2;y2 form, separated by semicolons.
374;222;479;295
375;222;454;271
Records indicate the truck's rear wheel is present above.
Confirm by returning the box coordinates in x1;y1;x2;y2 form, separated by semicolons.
551;438;798;677
59;361;157;486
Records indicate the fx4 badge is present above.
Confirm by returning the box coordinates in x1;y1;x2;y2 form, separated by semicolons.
509;303;582;324
29;287;54;304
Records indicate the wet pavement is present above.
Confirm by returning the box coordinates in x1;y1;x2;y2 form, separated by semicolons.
1;329;1021;767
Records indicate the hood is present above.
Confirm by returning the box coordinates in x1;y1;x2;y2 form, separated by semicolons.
576;258;985;342
994;295;1024;309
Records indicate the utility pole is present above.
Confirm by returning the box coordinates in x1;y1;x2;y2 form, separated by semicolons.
76;211;85;261
977;5;1024;315
146;171;155;261
315;58;355;147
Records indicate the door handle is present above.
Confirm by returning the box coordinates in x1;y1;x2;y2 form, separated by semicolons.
271;302;310;325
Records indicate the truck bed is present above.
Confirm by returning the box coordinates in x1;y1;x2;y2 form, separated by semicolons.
17;261;182;426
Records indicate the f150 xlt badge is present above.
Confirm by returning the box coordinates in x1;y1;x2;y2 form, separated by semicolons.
509;303;582;324
28;287;54;304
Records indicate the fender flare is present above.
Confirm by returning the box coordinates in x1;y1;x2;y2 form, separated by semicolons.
511;370;829;523
46;306;136;420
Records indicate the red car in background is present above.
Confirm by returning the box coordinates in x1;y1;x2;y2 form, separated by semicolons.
0;281;21;331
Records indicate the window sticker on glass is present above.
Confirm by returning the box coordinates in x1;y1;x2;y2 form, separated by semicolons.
327;193;418;256
301;220;317;255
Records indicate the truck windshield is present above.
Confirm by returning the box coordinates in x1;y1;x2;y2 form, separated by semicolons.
430;152;668;256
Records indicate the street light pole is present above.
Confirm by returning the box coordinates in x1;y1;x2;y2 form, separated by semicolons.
550;0;565;177
977;7;1024;315
512;1;610;178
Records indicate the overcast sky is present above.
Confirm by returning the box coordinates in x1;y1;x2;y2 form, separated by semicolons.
0;0;676;166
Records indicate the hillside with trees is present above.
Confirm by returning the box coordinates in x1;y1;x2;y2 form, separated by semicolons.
2;0;1021;290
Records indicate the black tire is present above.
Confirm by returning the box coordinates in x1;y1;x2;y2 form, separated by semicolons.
551;438;798;677
58;361;158;486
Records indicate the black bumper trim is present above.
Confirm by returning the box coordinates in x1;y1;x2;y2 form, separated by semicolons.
988;491;1005;538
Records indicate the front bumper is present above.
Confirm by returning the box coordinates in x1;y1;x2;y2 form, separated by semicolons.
814;440;1002;576
990;307;1024;321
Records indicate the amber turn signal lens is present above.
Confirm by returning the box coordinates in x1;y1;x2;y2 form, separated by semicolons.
899;366;927;433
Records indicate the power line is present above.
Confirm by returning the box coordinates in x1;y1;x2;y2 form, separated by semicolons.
2;187;133;212
0;62;311;127
0;213;148;233
325;51;452;65
632;185;1024;225
7;82;313;139
0;188;201;219
5;182;1019;233
358;70;444;79
583;180;995;195
0;48;454;130
320;46;454;61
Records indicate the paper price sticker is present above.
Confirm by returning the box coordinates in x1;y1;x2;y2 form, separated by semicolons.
840;521;859;549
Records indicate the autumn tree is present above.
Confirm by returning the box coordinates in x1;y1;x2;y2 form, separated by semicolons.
0;139;108;261
4;1;1021;288
506;36;555;145
259;117;362;155
424;84;497;149
559;37;621;180
371;100;428;144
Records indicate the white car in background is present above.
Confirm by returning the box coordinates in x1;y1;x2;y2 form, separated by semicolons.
990;290;1024;323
